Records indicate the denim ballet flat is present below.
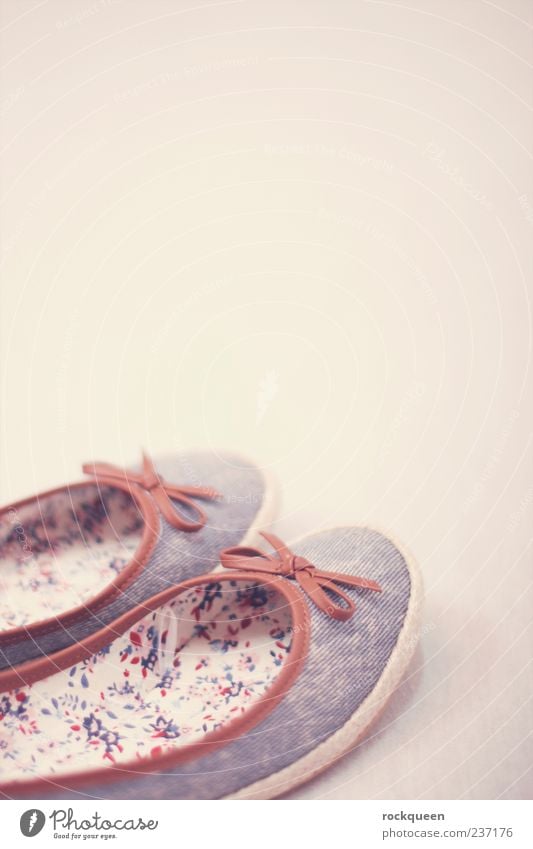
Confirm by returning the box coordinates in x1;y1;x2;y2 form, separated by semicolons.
0;527;421;799
0;451;277;682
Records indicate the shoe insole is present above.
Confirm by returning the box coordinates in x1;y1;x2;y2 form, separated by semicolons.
0;579;293;782
0;486;143;629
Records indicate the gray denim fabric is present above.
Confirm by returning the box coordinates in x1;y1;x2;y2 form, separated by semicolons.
0;453;267;669
25;527;412;800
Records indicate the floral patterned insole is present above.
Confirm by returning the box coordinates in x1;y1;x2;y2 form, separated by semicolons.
0;537;140;629
0;487;143;629
0;580;293;783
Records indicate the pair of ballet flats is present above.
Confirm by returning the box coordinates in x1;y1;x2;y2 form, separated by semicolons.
0;450;422;800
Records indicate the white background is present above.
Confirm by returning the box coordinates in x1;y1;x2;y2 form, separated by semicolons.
0;0;531;800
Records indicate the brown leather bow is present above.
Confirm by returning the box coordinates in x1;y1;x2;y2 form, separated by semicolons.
220;531;382;621
82;452;220;532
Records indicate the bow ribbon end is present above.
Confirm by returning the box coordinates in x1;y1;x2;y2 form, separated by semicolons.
83;453;220;533
220;531;382;621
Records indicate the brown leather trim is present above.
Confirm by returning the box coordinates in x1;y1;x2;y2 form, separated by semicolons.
0;571;311;798
0;477;160;647
83;454;221;532
220;531;382;620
